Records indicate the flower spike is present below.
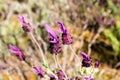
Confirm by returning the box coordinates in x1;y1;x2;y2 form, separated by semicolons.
9;45;25;61
57;70;65;80
57;21;72;44
18;16;32;32
80;52;92;67
95;61;99;68
33;66;44;78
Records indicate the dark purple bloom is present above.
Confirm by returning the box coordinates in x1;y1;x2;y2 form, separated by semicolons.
33;66;44;78
45;24;61;54
50;75;56;80
81;76;93;80
49;41;61;55
9;45;25;61
57;21;72;45
112;0;118;4
81;52;92;67
106;18;115;27
75;76;80;80
18;16;32;32
98;0;107;6
57;70;65;80
95;61;99;68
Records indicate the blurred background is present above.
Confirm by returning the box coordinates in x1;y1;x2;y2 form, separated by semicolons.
0;0;120;80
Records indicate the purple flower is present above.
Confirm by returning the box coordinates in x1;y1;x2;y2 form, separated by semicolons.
75;76;80;80
81;76;93;80
98;0;107;6
95;61;99;68
33;66;44;78
45;24;59;43
57;21;72;45
50;75;56;80
45;24;61;54
9;45;25;61
18;16;32;32
112;0;118;4
49;41;61;55
80;52;92;67
106;18;115;27
57;70;65;80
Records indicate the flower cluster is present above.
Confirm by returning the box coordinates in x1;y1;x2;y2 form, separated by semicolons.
9;45;25;61
81;52;92;67
45;24;61;54
45;21;72;55
57;70;65;80
33;66;44;78
57;22;72;44
18;16;32;32
79;52;99;80
8;16;100;80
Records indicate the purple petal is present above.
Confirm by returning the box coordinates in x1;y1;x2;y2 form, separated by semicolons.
80;52;88;59
9;45;18;50
18;16;26;25
81;76;93;80
33;66;44;77
9;45;21;55
106;18;115;27
9;45;24;60
50;75;56;80
95;61;99;68
56;29;63;33
57;21;66;33
9;49;19;54
44;24;58;43
33;66;40;74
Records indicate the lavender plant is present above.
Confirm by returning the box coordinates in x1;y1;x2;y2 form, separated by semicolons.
8;15;100;80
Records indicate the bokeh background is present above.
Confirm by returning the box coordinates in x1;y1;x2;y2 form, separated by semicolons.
0;0;120;80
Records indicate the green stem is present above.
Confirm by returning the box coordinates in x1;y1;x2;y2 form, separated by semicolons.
29;32;46;65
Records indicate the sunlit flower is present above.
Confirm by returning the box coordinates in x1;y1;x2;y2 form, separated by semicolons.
95;61;99;68
18;16;32;32
9;45;25;61
57;70;65;80
81;76;93;80
81;52;92;67
57;21;72;45
45;24;61;54
33;66;44;78
50;74;56;80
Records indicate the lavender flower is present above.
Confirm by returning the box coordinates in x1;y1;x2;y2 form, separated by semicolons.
98;0;107;6
95;61;99;68
33;66;44;78
81;76;93;80
75;76;80;80
45;24;61;54
18;16;32;32
106;18;115;27
57;70;65;80
9;45;25;61
50;75;56;80
112;0;118;4
57;21;72;45
81;52;92;67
